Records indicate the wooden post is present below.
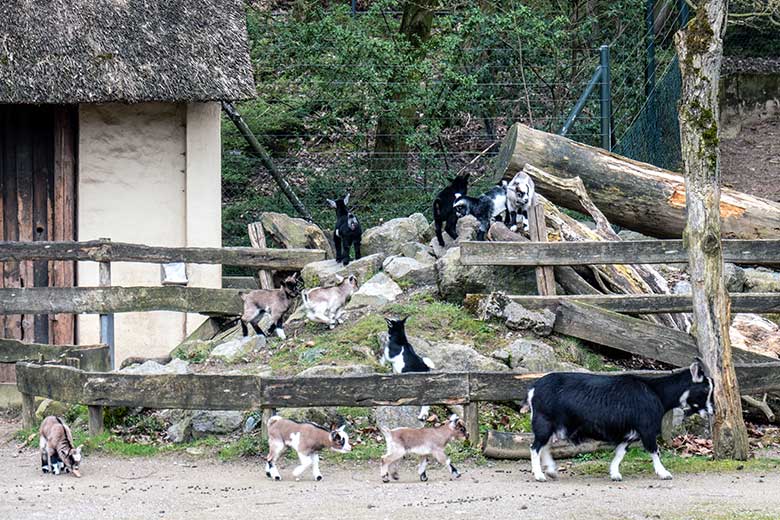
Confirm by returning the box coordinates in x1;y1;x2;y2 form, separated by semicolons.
463;402;480;447
675;2;749;460
88;405;104;436
98;238;115;370
528;198;556;296
261;408;275;441
21;392;36;429
247;223;274;290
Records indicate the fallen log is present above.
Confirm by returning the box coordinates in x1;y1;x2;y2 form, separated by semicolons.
491;123;780;239
482;431;610;459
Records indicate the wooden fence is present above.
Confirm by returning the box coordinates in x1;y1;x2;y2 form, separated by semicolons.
0;239;326;369
16;361;780;438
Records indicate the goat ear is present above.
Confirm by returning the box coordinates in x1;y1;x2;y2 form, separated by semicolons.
343;193;350;205
690;358;705;383
448;414;459;424
501;180;508;187
337;424;346;433
400;316;409;324
454;193;462;199
385;317;394;327
326;198;337;208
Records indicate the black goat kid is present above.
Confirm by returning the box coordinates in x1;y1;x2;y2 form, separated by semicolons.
327;193;362;266
452;182;508;241
527;359;714;482
433;174;469;247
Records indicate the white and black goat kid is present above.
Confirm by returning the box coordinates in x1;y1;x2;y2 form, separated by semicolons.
527;358;714;482
380;414;468;483
452;182;508;240
505;171;536;233
265;416;351;481
380;317;435;421
327;193;362;266
40;416;82;477
240;273;301;339
433;173;470;247
302;274;359;329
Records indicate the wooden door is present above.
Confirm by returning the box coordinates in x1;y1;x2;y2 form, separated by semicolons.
0;105;77;349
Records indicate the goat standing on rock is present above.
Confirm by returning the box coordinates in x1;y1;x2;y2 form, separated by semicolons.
527;358;714;482
240;273;300;339
433;173;469;247
452;182;508;240
380;414;468;482
327;193;362;266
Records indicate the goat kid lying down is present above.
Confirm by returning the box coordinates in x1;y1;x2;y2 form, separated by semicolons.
40;416;82;477
302;274;358;329
240;273;300;339
265;416;351;481
527;358;714;482
380;414;468;482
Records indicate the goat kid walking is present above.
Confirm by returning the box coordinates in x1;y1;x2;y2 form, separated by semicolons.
240;273;300;339
265;416;351;481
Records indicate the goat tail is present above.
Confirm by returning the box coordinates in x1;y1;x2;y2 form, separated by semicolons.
378;425;393;445
422;357;435;370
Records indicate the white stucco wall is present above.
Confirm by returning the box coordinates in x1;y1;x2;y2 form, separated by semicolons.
77;102;222;365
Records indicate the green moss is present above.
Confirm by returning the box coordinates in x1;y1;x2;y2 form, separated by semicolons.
683;7;714;70
172;340;214;363
218;435;267;461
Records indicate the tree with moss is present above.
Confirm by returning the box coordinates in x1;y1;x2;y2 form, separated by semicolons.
674;1;749;459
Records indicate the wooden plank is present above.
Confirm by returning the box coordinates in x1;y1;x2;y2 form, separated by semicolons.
248;222;274;290
3;106;21;340
463;402;480;445
528;199;556;296
487;292;780;314
0;240;325;269
0;286;244;315
21;392;36;429
98;244;115;369
261;372;471;408
460;239;780;267
554;301;774;366
468;372;539;402
88;406;104;436
16;106;35;341
0;338;109;369
51;107;76;344
0;108;5;342
32;106;52;343
736;362;780;395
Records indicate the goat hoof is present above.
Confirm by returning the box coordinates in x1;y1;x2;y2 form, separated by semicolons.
658;472;673;481
265;471;271;478
391;473;399;481
274;476;282;481
315;475;323;481
420;473;428;482
382;475;390;483
342;260;350;266
534;474;547;482
453;472;461;479
610;474;622;482
545;471;558;480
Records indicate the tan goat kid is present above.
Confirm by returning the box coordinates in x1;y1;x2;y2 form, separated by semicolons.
240;273;300;339
265;416;351;481
39;416;82;477
380;414;468;482
301;274;358;329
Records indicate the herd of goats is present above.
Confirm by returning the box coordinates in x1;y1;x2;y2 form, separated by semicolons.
36;171;716;485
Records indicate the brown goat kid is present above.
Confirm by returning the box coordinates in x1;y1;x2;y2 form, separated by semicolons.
380;414;468;483
301;274;358;329
265;416;351;481
240;273;300;339
39;416;82;477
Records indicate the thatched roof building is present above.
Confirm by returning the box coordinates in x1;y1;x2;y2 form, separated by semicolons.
0;0;255;103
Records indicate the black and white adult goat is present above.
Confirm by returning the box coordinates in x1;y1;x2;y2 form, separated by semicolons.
327;193;362;266
381;317;435;421
452;182;508;240
527;359;714;482
433;174;470;247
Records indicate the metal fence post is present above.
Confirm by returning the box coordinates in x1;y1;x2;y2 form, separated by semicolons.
645;0;656;98
599;45;612;151
99;237;115;370
679;0;689;27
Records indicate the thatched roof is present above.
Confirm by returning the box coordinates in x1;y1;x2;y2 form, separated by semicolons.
0;0;256;103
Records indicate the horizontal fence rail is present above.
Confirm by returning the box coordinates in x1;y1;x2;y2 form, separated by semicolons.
0;340;110;371
0;287;243;316
460;239;780;266
466;293;780;314
0;240;325;269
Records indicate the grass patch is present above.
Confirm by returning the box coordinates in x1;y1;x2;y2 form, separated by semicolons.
172;339;214;363
551;336;619;372
218;435;267;461
570;446;780;477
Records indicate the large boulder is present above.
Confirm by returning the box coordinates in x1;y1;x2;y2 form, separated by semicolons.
209;336;265;364
430;215;479;258
503;302;556;336
191;411;244;438
382;255;437;286
120;358;191;375
259;212;335;258
400;242;435;265
35;399;69;421
346;273;403;309
362;213;429;257
301;253;384;288
724;263;747;293
742;267;780;293
435;246;536;302
378;333;507;371
730;313;780;359
374;406;424;431
163;410;193;443
490;339;579;372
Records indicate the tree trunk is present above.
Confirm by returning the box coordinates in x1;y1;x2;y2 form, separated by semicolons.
490;123;780;239
675;3;749;460
370;0;437;174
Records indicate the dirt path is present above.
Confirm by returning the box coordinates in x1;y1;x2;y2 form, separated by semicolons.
3;419;780;520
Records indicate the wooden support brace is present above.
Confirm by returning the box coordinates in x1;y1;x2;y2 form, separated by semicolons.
463;402;480;447
21;392;36;430
261;408;275;441
88;405;104;436
248;222;275;290
528;197;556;296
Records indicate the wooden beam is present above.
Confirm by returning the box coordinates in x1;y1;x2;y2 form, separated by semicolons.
466;293;780;315
528;199;556;296
463;402;480;446
0;338;109;370
554;301;774;366
88;405;104;436
0;286;243;315
460;239;780;266
0;240;325;269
